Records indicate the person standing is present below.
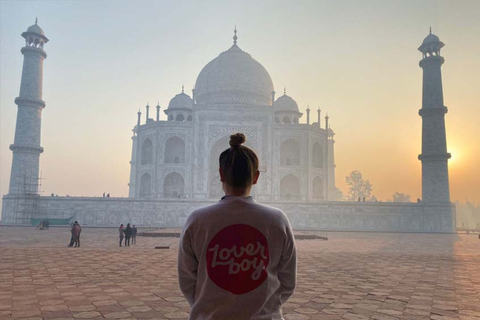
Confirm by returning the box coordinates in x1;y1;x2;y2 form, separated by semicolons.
73;221;82;247
118;224;124;247
125;223;132;246
178;133;297;320
131;225;137;245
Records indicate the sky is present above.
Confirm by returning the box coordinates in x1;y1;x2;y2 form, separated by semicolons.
1;0;479;203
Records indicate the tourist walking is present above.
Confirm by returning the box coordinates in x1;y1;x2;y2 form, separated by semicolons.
131;225;137;245
118;224;124;247
178;133;297;320
124;223;132;246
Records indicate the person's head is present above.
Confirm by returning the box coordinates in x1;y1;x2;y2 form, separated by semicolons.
219;133;260;196
133;225;136;228
120;224;123;228
127;223;130;227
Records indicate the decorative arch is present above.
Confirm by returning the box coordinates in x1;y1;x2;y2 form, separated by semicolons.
312;142;324;168
282;116;290;124
139;173;152;198
164;136;185;164
176;114;184;122
280;139;300;166
312;176;324;200
168;114;173;121
140;139;153;165
280;174;300;200
187;115;192;121
163;172;185;198
274;117;280;124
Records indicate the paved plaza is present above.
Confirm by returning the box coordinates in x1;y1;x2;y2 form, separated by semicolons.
0;227;479;320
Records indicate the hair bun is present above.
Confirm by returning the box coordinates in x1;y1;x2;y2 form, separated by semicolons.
229;133;246;147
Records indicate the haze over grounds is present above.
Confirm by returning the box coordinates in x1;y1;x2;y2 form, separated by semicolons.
1;0;479;203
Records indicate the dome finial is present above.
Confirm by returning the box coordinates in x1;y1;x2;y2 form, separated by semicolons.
429;26;432;34
284;86;286;95
182;85;184;93
233;25;238;45
35;17;38;25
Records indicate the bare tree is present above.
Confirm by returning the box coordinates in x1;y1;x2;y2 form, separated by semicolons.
345;170;372;201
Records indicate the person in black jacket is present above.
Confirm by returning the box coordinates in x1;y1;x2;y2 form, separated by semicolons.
124;223;132;246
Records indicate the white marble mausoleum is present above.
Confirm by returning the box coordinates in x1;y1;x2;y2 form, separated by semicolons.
128;30;336;202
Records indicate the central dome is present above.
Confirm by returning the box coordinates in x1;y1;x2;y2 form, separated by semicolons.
194;40;274;106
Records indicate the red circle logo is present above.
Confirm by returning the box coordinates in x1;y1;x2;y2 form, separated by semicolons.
206;224;270;294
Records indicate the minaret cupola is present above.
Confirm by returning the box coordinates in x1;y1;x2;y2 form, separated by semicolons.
22;18;49;49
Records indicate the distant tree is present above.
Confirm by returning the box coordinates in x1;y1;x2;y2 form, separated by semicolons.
345;170;372;201
335;187;344;201
392;192;411;203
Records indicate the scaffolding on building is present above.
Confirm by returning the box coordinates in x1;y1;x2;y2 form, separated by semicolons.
12;173;44;225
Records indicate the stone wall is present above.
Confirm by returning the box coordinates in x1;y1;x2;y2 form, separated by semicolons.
1;195;455;233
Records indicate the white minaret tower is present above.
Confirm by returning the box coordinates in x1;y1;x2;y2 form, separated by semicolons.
418;29;451;203
8;19;49;195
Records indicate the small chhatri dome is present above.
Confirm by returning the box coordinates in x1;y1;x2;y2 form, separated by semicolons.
422;32;440;45
22;18;49;42
27;23;45;36
194;28;274;106
168;90;193;109
274;92;299;112
418;28;444;54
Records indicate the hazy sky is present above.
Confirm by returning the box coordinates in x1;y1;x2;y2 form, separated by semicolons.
1;0;479;203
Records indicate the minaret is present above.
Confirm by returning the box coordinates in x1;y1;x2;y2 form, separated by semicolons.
8;20;49;195
145;103;150;123
418;29;451;203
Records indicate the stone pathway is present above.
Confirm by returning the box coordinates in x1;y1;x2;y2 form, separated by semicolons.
0;227;479;319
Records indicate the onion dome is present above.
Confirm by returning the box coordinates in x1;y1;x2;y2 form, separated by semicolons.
274;92;299;112
418;28;444;53
22;18;49;43
194;28;274;106
27;23;45;36
422;33;440;44
168;88;193;110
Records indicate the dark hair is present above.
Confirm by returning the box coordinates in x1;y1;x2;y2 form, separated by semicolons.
219;133;259;189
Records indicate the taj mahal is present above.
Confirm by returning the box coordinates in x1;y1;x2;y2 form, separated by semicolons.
1;21;455;232
129;29;335;203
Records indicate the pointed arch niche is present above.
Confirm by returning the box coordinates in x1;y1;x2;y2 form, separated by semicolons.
280;139;300;166
163;172;185;198
312;176;324;200
140;139;153;165
280;174;300;200
164;136;185;164
139;173;152;198
312;142;324;168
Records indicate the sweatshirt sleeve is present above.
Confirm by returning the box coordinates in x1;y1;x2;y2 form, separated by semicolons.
178;224;198;306
277;217;297;304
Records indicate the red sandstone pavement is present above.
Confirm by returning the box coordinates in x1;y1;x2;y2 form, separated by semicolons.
0;226;479;320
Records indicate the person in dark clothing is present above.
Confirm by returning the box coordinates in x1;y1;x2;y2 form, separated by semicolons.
124;223;132;246
119;224;124;247
131;225;137;245
73;222;82;247
68;221;81;247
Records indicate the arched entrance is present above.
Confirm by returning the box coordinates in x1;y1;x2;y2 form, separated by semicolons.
280;174;300;200
163;172;185;198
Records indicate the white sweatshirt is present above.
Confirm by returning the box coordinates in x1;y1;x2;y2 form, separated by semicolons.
178;196;297;320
